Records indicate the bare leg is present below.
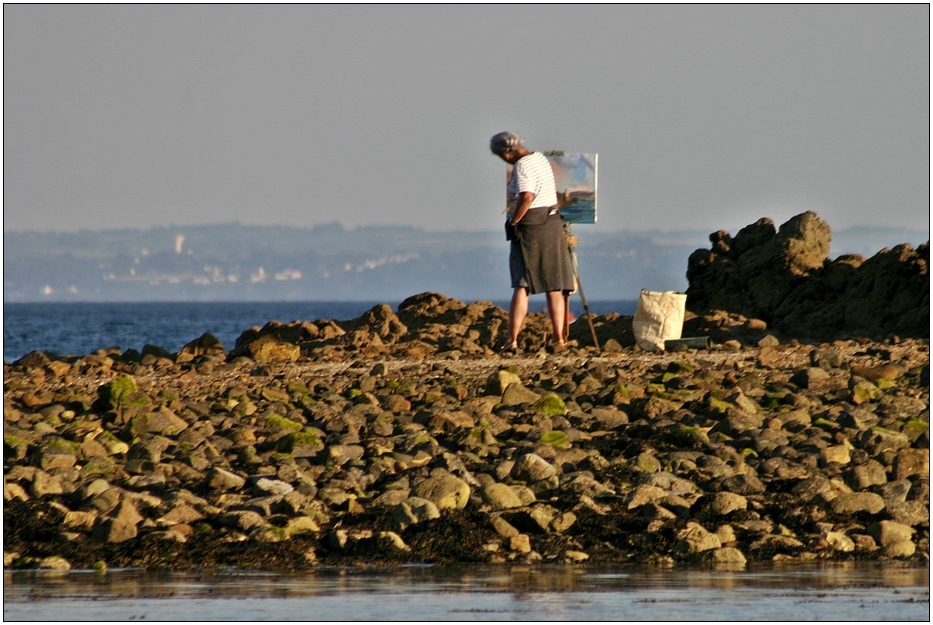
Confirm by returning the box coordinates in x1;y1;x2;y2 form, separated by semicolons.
546;290;566;344
507;287;529;347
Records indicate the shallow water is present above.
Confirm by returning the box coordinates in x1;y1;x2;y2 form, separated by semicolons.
4;563;929;621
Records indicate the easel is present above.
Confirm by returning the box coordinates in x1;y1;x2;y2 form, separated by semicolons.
563;224;600;351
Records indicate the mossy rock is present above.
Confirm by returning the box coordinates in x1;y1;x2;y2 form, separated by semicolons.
741;448;758;458
532;393;567;417
266;414;303;433
876;378;897;390
286;381;308;394
611;384;631;404
386;380;400;391
901;419;929;434
261;387;291;403
540;430;571;450
271;452;296;464
677;424;710;446
667;361;695;375
46;438;81;454
274;429;324;453
344;388;363;400
297;394;317;407
97;375;141;409
4;435;33;449
852;386;881;404
647;383;667;395
81;456;116;478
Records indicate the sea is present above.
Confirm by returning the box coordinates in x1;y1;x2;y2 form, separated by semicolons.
2;300;638;363
4;563;929;621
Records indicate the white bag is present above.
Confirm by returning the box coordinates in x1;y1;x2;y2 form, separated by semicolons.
633;290;687;351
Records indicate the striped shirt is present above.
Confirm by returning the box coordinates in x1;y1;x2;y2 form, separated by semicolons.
508;152;558;210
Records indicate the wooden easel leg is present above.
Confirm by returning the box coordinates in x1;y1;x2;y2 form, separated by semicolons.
563;293;570;344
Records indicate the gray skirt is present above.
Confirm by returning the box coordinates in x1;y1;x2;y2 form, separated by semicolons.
509;211;575;294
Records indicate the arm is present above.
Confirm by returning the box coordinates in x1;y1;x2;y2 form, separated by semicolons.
510;192;536;226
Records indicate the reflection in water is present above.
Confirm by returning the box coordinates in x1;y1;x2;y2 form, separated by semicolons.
5;563;929;621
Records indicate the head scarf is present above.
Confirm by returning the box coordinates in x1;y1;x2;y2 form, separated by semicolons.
489;131;523;155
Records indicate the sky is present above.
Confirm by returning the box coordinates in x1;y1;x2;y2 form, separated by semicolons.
3;4;930;236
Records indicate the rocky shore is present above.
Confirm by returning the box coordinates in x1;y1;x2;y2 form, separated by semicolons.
4;212;929;572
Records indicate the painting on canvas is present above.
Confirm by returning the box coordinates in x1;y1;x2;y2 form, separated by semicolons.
505;152;598;224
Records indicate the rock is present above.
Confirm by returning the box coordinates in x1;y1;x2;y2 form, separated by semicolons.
821;445;851;466
37;556;71;570
126;408;189;437
825;531;855;553
876;479;913;506
851;364;901;382
252;527;289;543
718;473;766;496
253;478;294;497
413;471;470;510
501;384;541;407
861;427;910;456
510;454;557;483
509;534;532;553
869;520;916;547
480;483;525;510
92;517;138;543
893;448;929;480
14;350;52;369
389;497;440;531
757;335;780;348
887;501;929;527
377;531;410;552
179;333;224;359
285;516;320;535
158;504;204;526
811;348;844;369
240;336;301;363
371;489;411;508
589;407;628;429
36;451;76;471
30;470;63;497
564;550;590;562
676;522;721;554
383;395;412;413
704;547;747;565
686;213;928;338
486;515;518;540
4;483;30;502
110;500;144;527
208;467;247;491
218;511;266;532
831;492;885;515
326;445;365;466
884;540;917;558
626;485;667;510
791;368;845;392
704;492;748;516
487;370;523;395
846;460;887;490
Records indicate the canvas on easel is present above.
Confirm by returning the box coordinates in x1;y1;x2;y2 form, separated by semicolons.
505;152;598;224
